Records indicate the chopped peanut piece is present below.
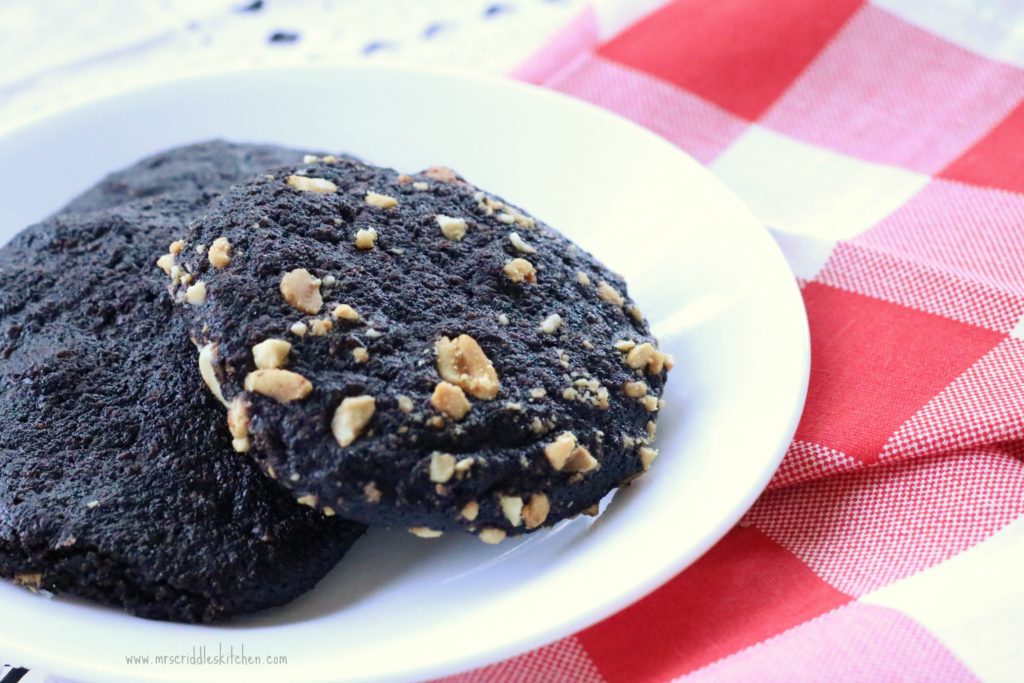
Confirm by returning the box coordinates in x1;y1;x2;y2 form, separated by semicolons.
409;527;443;538
640;395;660;412
564;445;598;473
252;339;292;369
597;281;625;307
197;343;228;407
332;304;360;321
509;231;536;254
435;334;500;400
429;453;457;483
310;319;333;336
479;528;507;544
227;396;250;443
625;342;655;369
623;381;648;398
184;281;207;305
352;346;369;363
460;501;480;521
244;369;313;403
365;192;398;208
280;268;322;314
208;237;232;268
500;495;524;527
431;381;471;420
424;166;460;183
436;215;468;241
331;395;376;447
639;446;658;470
156;253;174;274
503;258;536;284
543;432;577;471
355;228;378;250
297;494;319;508
364;482;383;502
539;314;563;335
522;493;550;529
287;175;338;193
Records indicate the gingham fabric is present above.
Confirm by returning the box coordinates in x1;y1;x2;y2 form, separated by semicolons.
442;1;1024;681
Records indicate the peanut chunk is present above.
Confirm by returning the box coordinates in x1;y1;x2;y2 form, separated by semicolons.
429;452;457;483
332;304;360;321
156;253;174;274
500;495;524;527
639;446;658;470
503;258;536;284
624;342;674;375
565;445;598;472
460;501;480;521
509;231;537;254
522;493;550;529
280;268;323;314
543;431;597;472
409;527;443;538
355;227;378;250
227;397;251;453
208;237;232;268
539;314;563;335
431;381;471;420
365;192;398;209
640;395;660;412
244;369;313;403
310;319;333;336
436;215;468;241
252;339;292;369
623;381;648;398
424;166;461;183
184;281;207;305
197;343;228;407
435;334;500;400
352;346;369;363
287;175;338;194
479;528;507;544
597;281;625;307
331;395;376;447
544;432;577;471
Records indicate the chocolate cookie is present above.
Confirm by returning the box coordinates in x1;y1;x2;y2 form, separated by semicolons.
0;143;363;623
167;156;672;542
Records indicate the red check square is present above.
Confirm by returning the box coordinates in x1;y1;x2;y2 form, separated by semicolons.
577;527;851;682
596;0;863;120
794;283;1004;463
941;101;1024;194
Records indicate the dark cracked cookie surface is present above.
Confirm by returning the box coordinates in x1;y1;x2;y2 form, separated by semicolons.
0;142;363;623
166;156;673;542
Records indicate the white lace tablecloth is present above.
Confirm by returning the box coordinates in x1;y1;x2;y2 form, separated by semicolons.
0;0;585;134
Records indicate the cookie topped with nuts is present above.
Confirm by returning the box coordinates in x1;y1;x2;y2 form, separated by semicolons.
165;155;672;540
0;142;364;623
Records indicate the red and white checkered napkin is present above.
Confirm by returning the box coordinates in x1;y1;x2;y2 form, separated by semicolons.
441;1;1024;681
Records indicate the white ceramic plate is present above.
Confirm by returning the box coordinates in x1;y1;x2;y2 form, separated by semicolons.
0;65;808;683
